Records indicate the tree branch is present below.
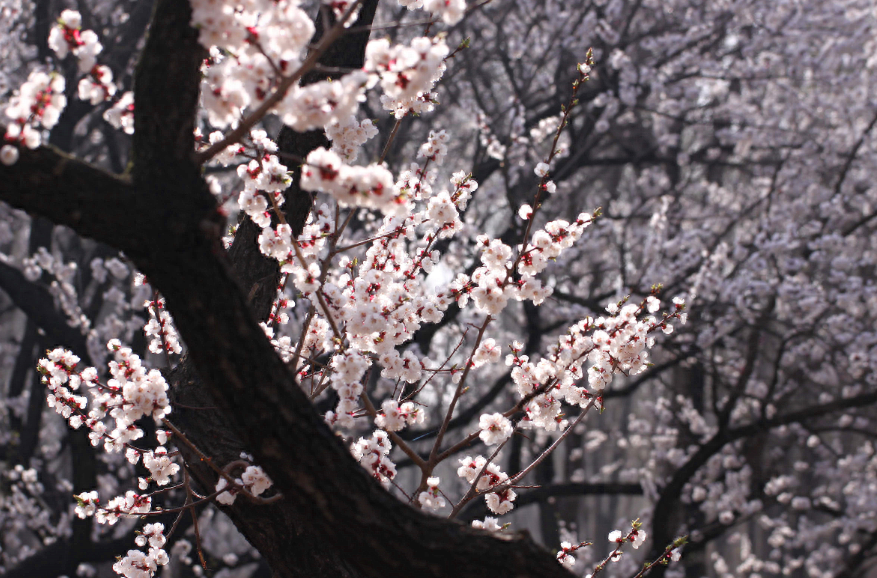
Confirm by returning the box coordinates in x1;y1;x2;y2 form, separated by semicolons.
461;481;644;522
0;142;137;252
0;260;90;357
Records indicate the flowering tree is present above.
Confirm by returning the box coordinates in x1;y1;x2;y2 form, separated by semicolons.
1;0;876;577
425;1;877;577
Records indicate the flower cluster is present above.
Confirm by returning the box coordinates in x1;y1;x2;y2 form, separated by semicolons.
608;526;647;550
278;71;369;132
47;10;103;72
324;350;370;429
140;447;180;486
104;92;135;134
105;340;172;431
300;147;399;215
365;36;448;118
457;455;517;514
114;523;169;578
77;65;116;104
98;491;153;525
351;430;397;485
75;490;100;519
215;465;274;505
471;517;505;532
190;0;313;58
423;0;467;24
39;348;96;428
397;0;467;24
327;115;379;162
497;295;685;432
478;413;513;445
193;0;316;127
3;70;66;150
472;338;502;367
143;297;182;355
418;129;450;165
417;476;446;510
375;399;425;431
556;541;582;569
38;340;171;463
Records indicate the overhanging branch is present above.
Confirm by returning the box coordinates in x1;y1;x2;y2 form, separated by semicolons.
0;141;138;252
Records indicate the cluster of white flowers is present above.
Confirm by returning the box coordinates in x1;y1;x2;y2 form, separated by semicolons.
104;91;134;134
351;430;397;485
424;212;593;320
0;22;116;162
238;187;270;228
457;455;517;514
3;70;66;150
242;465;273;496
471;517;504;532
417;476;446;510
239;151;290;196
478;413;513;445
608;527;647;549
191;0;313;58
47;10;103;72
77;65;116;104
418;129;450;165
300;147;399;215
375;399;425;431
38;340;172;470
424;0;467;24
98;490;153;525
365;37;448;118
397;0;467;25
114;523;169;578
105;340;172;437
215;477;239;505
519;214;593;278
290;167;479;414
140;447;179;486
324;350;370;428
326;116;379;162
258;223;294;263
39;348;96;429
425;190;463;236
74;490;99;519
590;525;650;568
143;297;182;355
556;542;578;569
555;523;655;572
472;338;502;367
279;71;369;132
214;465;274;505
379;349;426;383
192;0;316;127
499;296;684;432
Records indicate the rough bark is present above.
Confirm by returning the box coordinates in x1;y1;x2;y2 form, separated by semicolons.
169;360;363;578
